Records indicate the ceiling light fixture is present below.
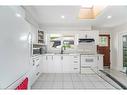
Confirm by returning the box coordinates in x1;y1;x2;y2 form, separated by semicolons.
61;15;65;19
107;15;112;19
16;13;21;18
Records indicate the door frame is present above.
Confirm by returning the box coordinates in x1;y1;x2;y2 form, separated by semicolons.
98;34;111;68
119;32;127;72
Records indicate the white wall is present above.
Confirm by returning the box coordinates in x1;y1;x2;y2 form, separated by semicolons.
110;23;127;71
22;7;39;29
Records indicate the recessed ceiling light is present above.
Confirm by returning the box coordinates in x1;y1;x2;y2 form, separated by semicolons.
107;15;112;19
61;15;65;19
16;13;21;18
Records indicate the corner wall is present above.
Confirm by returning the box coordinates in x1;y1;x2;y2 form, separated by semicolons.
110;23;127;71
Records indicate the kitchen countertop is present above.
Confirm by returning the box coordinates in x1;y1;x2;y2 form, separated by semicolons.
42;53;103;56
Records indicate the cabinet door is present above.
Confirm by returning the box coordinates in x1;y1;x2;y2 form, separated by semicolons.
38;56;43;72
47;56;55;73
62;55;73;73
97;55;103;70
41;55;48;73
54;55;62;73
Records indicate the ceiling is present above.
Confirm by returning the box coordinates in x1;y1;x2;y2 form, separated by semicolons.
24;6;127;28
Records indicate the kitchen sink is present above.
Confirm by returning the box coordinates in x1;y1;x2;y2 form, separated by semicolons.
55;53;69;55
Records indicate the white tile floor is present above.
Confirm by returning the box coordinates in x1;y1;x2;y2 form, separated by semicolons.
31;73;116;89
102;69;127;88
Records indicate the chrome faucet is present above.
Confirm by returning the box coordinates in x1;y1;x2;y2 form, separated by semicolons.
61;46;64;54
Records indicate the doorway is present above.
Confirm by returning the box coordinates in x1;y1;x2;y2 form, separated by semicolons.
97;34;111;68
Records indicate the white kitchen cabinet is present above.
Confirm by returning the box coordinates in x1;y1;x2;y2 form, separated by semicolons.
62;55;73;73
54;55;62;73
47;55;55;73
41;55;48;73
28;56;42;88
72;55;80;73
41;55;55;73
41;54;80;73
97;54;104;70
41;55;62;73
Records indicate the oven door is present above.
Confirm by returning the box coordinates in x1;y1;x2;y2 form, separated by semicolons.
81;55;97;67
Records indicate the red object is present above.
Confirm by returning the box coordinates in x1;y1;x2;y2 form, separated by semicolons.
15;77;28;90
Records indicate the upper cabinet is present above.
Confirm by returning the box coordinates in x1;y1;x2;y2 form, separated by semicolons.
38;31;44;44
29;24;45;45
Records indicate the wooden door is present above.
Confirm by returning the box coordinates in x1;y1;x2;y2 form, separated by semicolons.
97;35;110;67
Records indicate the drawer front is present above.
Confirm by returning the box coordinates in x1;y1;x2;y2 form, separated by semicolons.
32;68;40;85
73;64;79;68
73;56;80;60
73;60;79;64
29;64;40;87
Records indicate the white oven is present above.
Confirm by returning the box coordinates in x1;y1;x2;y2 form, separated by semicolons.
80;54;97;74
81;55;96;67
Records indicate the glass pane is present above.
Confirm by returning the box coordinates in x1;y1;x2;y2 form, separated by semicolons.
63;36;75;49
99;36;108;46
123;35;127;67
49;34;62;49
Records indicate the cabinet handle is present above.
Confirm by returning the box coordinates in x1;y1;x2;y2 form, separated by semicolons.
36;59;39;61
46;56;48;60
36;72;40;76
36;64;39;67
74;68;78;69
33;60;35;66
52;56;53;60
98;56;99;60
61;56;63;60
74;61;78;63
74;56;78;58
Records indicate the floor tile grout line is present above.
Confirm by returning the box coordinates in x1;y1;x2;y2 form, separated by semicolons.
90;69;117;89
32;73;116;89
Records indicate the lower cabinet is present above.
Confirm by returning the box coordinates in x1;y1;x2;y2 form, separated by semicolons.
47;56;55;73
97;55;104;70
54;55;62;73
41;55;80;73
28;56;42;88
41;55;48;73
62;55;73;73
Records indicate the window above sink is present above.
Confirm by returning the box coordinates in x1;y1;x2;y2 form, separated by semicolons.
48;34;76;50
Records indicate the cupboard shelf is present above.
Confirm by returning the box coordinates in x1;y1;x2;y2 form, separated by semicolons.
38;30;44;44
